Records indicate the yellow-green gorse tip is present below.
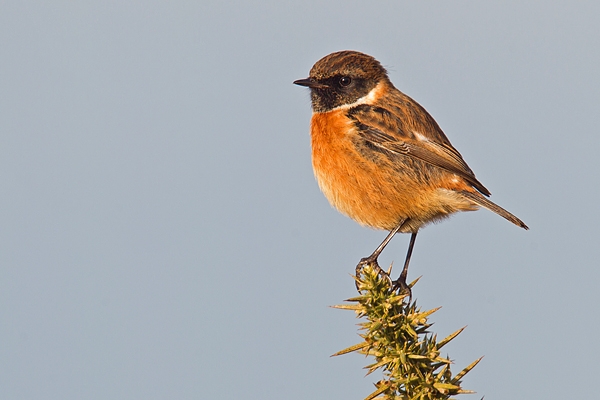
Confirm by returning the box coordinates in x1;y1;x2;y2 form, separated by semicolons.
332;264;482;400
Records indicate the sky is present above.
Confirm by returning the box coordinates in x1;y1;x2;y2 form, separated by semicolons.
1;1;599;399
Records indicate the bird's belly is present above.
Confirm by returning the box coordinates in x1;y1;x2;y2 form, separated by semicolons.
313;151;436;231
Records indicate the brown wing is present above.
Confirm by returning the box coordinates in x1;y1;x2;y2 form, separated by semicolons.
347;103;491;196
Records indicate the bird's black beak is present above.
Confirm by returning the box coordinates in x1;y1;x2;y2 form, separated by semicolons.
293;78;328;89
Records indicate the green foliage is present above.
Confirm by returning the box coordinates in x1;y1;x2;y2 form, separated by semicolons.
332;264;481;400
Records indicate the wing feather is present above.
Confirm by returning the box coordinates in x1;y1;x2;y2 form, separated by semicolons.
347;103;491;196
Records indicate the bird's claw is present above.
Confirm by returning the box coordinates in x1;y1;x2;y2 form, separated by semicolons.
392;277;412;302
355;257;393;291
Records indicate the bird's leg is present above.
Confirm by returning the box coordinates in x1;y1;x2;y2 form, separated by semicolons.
392;231;418;297
355;222;404;288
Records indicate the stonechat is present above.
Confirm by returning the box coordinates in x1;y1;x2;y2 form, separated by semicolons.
294;50;528;292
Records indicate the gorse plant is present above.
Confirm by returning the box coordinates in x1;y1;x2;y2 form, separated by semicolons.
332;264;482;400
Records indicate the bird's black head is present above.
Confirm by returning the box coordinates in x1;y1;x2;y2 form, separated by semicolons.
294;51;389;113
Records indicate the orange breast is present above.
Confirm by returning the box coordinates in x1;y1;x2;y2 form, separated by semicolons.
310;110;476;232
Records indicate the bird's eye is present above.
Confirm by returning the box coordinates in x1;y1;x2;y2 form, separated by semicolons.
339;76;352;87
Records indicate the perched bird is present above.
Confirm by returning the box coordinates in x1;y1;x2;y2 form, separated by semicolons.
293;50;528;291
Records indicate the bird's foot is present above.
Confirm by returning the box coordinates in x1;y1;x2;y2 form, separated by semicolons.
392;275;412;302
355;256;393;291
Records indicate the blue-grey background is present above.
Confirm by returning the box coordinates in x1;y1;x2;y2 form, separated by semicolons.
1;2;598;399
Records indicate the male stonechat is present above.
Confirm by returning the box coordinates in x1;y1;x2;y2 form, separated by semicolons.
294;51;528;292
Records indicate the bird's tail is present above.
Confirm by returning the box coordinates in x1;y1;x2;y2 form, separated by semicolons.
460;190;529;230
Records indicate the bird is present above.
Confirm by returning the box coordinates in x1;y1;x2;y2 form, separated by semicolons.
293;50;528;292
